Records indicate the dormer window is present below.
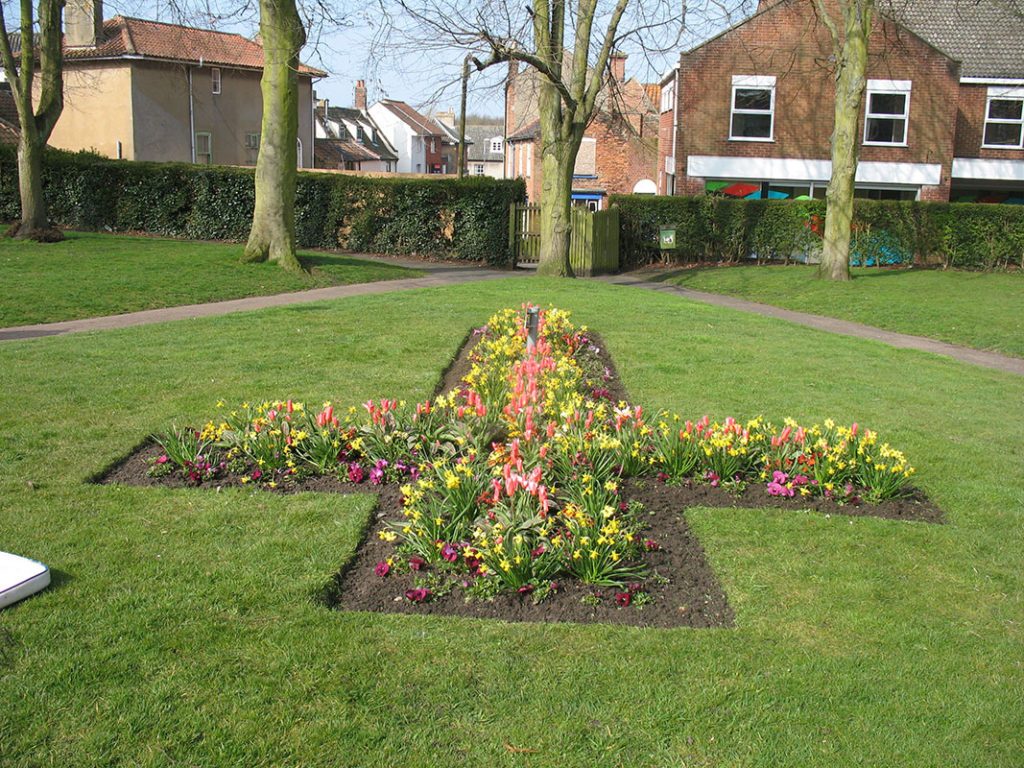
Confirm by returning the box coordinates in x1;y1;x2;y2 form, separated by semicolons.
491;138;503;153
211;68;221;94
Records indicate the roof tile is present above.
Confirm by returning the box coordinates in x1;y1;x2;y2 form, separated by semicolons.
63;16;325;75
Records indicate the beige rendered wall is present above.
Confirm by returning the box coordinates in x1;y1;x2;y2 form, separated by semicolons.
135;64;316;168
46;63;135;159
46;60;317;167
129;62;193;163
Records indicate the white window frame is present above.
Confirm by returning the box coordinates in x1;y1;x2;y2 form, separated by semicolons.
490;138;503;153
660;79;676;114
729;75;775;142
211;68;221;95
863;79;911;147
982;86;1024;149
195;132;212;164
474;163;485;176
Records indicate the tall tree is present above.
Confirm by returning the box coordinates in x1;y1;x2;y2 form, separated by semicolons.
0;0;66;241
241;0;306;271
815;0;875;281
388;0;683;276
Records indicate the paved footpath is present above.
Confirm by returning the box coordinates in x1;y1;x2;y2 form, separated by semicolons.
593;273;1024;376
2;258;1021;377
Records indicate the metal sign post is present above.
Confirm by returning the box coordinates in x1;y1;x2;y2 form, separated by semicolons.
525;306;540;351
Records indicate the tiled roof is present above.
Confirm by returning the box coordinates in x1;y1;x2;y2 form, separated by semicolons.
0;121;18;144
0;84;20;144
464;124;507;162
377;100;446;136
62;16;325;75
506;119;540;142
888;0;1024;78
315;137;383;165
316;105;399;161
0;84;19;127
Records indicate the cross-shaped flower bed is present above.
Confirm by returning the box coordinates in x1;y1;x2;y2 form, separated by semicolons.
142;305;934;623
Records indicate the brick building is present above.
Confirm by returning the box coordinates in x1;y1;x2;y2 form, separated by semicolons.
505;55;659;209
659;0;1024;203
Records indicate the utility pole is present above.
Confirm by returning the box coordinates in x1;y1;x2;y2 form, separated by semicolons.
457;55;470;180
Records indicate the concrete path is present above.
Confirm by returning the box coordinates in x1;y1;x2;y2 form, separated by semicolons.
593;273;1024;376
2;256;1021;377
0;261;512;342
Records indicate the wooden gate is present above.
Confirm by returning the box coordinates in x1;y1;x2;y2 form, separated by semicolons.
509;203;619;276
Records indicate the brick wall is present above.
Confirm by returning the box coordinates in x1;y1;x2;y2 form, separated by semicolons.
955;83;1024;161
665;0;960;199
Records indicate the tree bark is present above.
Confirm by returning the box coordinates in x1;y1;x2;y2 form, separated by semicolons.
0;0;66;241
242;0;305;271
817;0;873;281
536;69;582;276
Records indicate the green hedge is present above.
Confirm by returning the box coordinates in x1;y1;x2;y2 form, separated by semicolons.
0;145;526;265
613;194;1024;271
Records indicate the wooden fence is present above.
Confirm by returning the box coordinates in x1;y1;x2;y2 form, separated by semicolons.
509;203;619;276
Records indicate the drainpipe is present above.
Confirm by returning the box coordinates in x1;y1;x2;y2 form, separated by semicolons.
188;66;195;163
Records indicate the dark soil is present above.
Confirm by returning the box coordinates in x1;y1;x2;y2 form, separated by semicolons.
97;330;944;629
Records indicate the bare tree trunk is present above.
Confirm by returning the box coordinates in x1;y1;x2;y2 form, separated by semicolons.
0;0;66;242
817;0;873;281
14;133;51;236
242;0;305;271
536;71;581;277
537;143;576;276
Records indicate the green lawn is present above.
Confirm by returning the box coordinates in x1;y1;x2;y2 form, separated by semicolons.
654;264;1024;358
0;230;423;326
1;279;1022;766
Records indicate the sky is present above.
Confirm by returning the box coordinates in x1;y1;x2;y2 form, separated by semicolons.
91;0;750;118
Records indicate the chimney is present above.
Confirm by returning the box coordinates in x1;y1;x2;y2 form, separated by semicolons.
609;52;626;83
354;80;367;111
65;0;103;48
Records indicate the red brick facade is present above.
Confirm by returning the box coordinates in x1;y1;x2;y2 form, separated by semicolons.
659;0;1003;202
505;63;658;208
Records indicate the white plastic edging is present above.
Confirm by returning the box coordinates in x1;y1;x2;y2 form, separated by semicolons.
0;551;51;609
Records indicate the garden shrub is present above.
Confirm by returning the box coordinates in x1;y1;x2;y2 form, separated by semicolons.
0;144;525;265
613;193;1024;271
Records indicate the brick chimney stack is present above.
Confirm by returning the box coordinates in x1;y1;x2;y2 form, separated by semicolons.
609;52;626;83
66;0;103;48
354;80;367;111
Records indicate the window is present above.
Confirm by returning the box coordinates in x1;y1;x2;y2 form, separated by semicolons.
660;79;676;114
864;80;910;145
490;138;503;153
244;132;259;165
730;75;775;141
983;86;1024;149
211;68;221;95
195;132;211;164
474;163;485;175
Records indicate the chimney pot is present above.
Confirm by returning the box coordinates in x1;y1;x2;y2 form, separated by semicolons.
610;52;626;83
66;0;103;48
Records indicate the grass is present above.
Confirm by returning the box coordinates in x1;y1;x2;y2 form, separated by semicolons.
1;279;1022;766
654;264;1024;358
0;230;424;326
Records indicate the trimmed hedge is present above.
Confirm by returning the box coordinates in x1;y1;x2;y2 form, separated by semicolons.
613;194;1024;272
0;145;526;265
